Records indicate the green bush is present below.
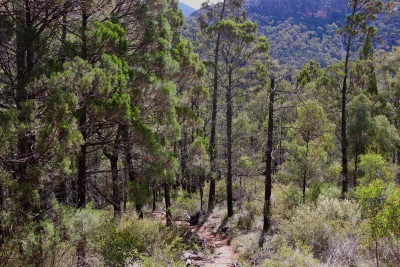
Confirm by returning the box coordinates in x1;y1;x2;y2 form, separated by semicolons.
237;199;262;229
171;192;200;221
260;245;320;267
279;197;362;264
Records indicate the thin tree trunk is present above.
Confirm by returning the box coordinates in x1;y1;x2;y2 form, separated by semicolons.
77;0;89;209
226;67;233;218
76;5;88;266
208;0;227;213
77;110;87;209
200;178;204;211
110;156;121;218
302;138;309;204
152;187;157;212
263;78;275;232
164;183;172;226
179;132;187;190
341;1;358;199
208;33;220;212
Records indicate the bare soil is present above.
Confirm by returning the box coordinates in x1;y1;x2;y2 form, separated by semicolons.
151;210;239;266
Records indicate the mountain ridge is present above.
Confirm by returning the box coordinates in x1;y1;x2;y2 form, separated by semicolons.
179;2;196;17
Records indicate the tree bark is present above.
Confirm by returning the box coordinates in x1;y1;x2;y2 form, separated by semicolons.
263;78;275;232
200;178;204;211
226;67;233;218
341;0;359;199
77;109;87;209
302;138;309;204
76;5;89;266
164;183;172;226
208;0;227;213
110;155;121;218
152;187;157;212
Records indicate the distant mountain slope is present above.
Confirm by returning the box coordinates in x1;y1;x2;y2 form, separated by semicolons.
186;0;399;69
179;2;196;17
243;0;348;26
242;0;399;68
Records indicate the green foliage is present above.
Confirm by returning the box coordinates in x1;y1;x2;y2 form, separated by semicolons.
355;179;386;239
92;21;127;55
260;245;320;267
279;197;362;264
236;198;262;230
370;115;400;155
379;187;400;238
171;193;200;221
358;153;394;185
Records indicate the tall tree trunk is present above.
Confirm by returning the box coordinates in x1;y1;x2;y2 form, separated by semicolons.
110;156;121;218
152;187;157;212
164;183;172;226
77;110;87;209
121;125;143;218
263;78;275;232
341;71;349;198
16;0;36;218
208;32;220;213
341;1;358;199
180;132;187;190
76;5;89;266
77;0;89;209
200;177;204;211
302;138;309;204
208;0;227;213
226;67;233;218
59;1;69;61
15;3;44;264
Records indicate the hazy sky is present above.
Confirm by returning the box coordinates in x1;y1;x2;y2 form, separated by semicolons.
180;0;219;10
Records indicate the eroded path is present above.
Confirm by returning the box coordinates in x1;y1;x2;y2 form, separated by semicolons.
151;211;239;266
191;220;238;267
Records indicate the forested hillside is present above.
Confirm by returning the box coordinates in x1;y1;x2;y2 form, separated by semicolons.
241;0;400;68
0;0;400;266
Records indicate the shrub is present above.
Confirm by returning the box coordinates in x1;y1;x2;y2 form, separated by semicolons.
171;192;200;221
279;197;362;263
260;245;320;267
236;199;262;229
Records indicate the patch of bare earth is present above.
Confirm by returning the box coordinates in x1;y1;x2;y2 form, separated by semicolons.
151;211;239;266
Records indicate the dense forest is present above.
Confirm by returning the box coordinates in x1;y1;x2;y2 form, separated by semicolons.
0;0;400;266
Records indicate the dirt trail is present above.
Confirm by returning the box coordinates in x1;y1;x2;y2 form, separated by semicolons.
151;211;238;266
191;221;239;267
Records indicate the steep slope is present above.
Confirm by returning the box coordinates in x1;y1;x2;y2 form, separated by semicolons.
242;0;400;68
187;0;399;70
244;0;348;26
179;2;196;17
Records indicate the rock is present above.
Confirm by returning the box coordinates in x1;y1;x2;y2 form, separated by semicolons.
220;226;229;233
189;211;200;226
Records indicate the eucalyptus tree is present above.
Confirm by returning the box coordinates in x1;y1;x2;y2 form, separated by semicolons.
197;0;244;212
208;19;269;217
337;0;383;197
